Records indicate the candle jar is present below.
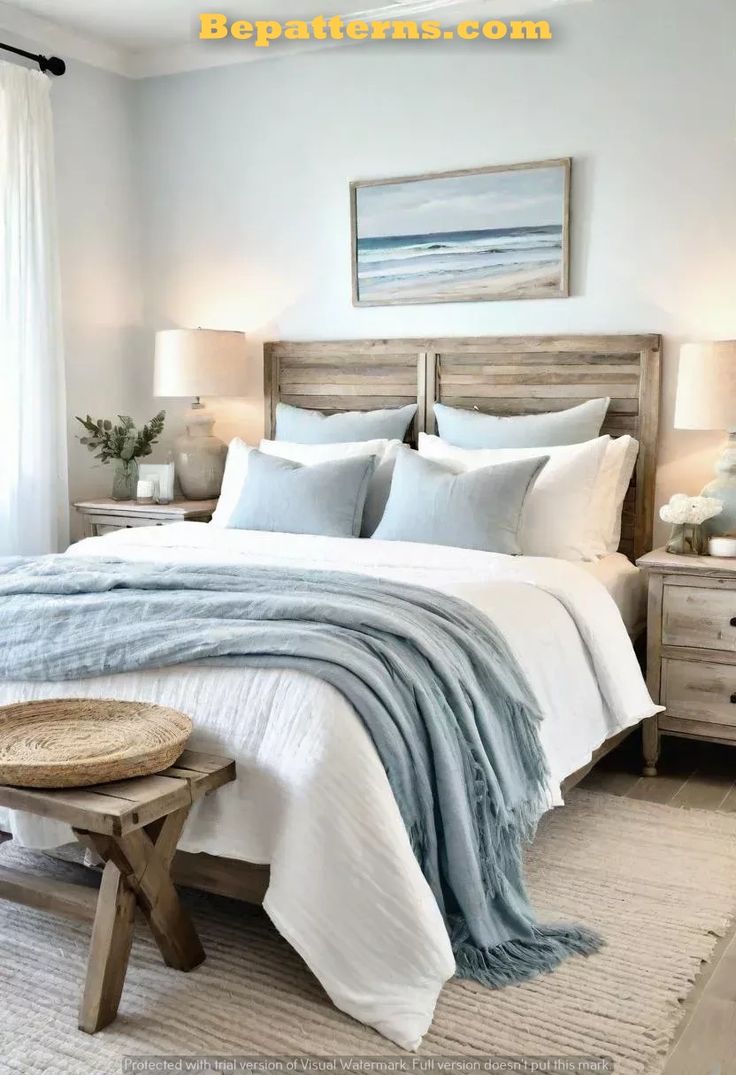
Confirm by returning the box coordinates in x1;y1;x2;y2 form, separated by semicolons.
111;458;139;501
136;479;156;505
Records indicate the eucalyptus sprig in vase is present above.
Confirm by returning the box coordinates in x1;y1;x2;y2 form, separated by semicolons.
76;411;166;501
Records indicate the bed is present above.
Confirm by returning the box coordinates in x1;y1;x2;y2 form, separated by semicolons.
0;333;661;1050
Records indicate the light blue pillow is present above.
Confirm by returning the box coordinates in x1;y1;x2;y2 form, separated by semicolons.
434;398;609;449
228;451;375;538
275;402;417;444
372;447;548;554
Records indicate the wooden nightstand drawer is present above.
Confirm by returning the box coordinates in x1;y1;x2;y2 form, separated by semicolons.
661;657;736;727
662;585;736;652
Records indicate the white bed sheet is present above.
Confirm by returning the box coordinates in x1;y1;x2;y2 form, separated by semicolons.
579;553;647;638
0;526;660;1050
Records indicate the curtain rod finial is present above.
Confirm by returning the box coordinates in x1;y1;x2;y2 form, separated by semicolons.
39;55;66;76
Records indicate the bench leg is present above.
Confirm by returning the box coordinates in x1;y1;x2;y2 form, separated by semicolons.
80;808;205;974
79;860;136;1034
74;808;205;1033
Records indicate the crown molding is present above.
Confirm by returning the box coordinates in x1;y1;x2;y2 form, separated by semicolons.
0;0;572;81
0;3;400;80
0;0;133;76
123;0;507;80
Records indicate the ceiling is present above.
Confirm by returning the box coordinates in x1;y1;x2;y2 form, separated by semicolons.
3;0;397;50
0;0;581;77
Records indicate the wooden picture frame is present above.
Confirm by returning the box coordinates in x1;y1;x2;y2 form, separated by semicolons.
350;158;571;307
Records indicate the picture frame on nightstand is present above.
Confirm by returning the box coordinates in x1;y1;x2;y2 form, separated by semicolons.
138;462;175;503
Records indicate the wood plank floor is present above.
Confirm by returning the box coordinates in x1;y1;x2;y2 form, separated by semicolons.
581;731;736;1075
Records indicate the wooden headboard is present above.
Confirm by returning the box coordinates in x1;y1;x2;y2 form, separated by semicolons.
263;334;661;561
263;339;429;443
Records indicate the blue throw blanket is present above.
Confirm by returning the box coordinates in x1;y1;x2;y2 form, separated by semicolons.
0;556;601;984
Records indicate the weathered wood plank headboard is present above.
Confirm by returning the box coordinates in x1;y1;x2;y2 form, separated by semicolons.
263;334;661;560
263;339;428;444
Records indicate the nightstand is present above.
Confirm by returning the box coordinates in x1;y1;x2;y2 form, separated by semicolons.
74;498;218;538
637;547;736;775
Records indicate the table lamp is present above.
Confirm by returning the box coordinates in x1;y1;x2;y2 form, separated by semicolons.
675;341;736;535
154;328;249;499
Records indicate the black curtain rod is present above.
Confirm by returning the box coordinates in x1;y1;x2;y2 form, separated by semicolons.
0;40;66;75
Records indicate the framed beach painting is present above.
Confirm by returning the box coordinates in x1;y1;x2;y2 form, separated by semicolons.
350;158;570;306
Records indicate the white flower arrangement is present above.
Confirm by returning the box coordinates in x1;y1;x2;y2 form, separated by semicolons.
659;493;723;526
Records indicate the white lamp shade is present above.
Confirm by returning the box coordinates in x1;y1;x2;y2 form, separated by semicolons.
675;341;736;431
153;328;249;399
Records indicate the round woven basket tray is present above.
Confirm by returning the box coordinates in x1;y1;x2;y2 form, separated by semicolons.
0;699;193;789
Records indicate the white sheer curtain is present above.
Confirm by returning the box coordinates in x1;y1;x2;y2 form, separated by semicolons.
0;61;68;555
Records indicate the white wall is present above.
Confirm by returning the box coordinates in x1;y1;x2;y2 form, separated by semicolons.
8;0;735;543
52;57;147;524
132;0;736;544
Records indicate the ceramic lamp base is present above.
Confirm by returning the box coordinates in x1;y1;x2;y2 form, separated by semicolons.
174;407;226;500
702;432;736;537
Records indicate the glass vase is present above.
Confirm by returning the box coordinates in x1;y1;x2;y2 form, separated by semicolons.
111;458;139;501
666;522;706;556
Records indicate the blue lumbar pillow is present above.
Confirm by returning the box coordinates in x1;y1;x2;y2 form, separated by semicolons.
371;447;548;554
228;450;376;538
275;402;417;444
434;398;609;449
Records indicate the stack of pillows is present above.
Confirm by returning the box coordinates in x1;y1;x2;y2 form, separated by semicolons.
210;398;639;560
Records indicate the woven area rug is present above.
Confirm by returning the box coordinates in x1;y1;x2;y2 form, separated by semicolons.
1;789;734;1075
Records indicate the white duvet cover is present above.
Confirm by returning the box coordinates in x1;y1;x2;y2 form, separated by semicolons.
0;525;660;1050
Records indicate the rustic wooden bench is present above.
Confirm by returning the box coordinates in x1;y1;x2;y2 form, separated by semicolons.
0;749;235;1033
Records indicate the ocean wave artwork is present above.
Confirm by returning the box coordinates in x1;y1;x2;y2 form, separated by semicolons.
351;160;569;305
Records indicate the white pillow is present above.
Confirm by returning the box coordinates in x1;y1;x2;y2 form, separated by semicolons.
594;435;639;553
259;437;397;464
211;437;401;534
211;438;253;527
418;433;610;561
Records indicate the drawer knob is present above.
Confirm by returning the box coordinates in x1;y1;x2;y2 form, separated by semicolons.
731;693;736;704
731;617;736;627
